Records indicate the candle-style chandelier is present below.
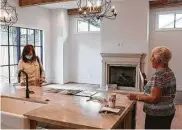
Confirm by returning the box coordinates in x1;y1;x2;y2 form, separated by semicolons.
77;0;117;27
0;0;18;27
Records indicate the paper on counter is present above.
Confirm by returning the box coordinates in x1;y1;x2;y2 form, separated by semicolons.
99;107;121;113
75;91;97;97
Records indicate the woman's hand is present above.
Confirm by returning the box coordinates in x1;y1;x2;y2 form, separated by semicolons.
39;77;45;84
127;93;137;100
21;82;25;86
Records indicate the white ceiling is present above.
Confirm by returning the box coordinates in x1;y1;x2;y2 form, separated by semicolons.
39;1;77;9
39;0;125;9
39;0;158;9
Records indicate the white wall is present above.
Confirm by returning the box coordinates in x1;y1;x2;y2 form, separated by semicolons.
149;6;182;91
101;0;149;74
68;0;150;85
101;0;149;53
6;0;52;82
69;16;101;84
63;12;70;84
50;9;69;84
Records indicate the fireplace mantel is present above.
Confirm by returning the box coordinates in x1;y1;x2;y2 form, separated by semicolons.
100;53;145;58
100;53;146;91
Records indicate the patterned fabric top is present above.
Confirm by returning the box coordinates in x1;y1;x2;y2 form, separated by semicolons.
143;68;176;116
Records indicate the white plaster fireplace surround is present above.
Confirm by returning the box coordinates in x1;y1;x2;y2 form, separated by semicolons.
101;53;146;91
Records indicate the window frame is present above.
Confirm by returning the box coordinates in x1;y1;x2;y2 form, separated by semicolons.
156;10;182;31
75;19;101;34
0;26;43;84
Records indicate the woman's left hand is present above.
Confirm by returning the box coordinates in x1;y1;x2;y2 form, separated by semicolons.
40;77;45;84
127;93;137;100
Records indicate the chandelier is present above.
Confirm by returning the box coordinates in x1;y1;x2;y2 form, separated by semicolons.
0;0;18;27
77;0;117;27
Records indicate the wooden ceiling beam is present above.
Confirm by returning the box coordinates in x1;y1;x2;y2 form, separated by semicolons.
68;7;101;16
68;8;80;15
19;0;182;10
19;0;75;7
150;0;182;8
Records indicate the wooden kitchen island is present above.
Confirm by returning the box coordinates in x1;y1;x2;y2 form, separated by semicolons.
1;84;136;129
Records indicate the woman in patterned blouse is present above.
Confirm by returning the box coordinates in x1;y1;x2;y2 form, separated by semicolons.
18;44;45;86
127;46;176;129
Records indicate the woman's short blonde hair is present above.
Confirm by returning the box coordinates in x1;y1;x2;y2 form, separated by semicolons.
152;46;172;67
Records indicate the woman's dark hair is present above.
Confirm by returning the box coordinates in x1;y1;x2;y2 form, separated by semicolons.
22;44;36;62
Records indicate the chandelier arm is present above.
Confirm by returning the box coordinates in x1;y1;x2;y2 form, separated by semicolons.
104;13;116;20
103;8;116;18
107;1;112;11
101;1;111;17
104;1;112;12
90;18;100;27
104;11;115;17
0;0;18;26
100;0;105;7
105;0;112;9
104;0;107;13
77;0;117;24
1;0;6;5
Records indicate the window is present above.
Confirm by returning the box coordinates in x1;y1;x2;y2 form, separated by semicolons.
0;26;43;84
77;20;100;32
157;12;182;29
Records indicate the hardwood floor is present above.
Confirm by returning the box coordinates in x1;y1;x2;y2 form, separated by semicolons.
48;83;182;129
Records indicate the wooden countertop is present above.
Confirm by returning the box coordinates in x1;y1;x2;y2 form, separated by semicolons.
1;84;136;129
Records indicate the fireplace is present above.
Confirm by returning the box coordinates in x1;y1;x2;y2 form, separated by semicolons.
109;66;136;88
101;53;146;91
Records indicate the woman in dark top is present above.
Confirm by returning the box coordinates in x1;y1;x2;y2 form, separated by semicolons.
127;46;176;129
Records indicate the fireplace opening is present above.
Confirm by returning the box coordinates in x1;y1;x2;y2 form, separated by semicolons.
109;66;136;87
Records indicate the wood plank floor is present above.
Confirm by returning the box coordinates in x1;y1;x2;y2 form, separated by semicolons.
48;83;182;129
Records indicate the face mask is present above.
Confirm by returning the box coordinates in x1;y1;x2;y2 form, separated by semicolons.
25;55;33;60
